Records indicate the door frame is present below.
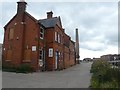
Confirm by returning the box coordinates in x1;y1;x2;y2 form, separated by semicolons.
55;51;59;70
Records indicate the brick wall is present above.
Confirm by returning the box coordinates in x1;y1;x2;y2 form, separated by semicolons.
69;41;75;66
3;1;76;71
3;13;43;71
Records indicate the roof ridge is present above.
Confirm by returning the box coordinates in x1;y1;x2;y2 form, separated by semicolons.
25;12;37;22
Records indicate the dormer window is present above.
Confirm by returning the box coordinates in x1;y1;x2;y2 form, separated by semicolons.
40;26;44;39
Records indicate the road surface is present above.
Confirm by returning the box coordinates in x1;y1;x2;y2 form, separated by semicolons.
2;62;92;88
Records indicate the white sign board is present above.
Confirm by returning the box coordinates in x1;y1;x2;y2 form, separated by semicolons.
32;46;36;51
49;48;53;57
39;60;43;67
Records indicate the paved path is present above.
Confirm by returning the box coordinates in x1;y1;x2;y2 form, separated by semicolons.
2;62;92;88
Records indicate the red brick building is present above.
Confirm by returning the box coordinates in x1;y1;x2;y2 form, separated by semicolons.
2;1;77;71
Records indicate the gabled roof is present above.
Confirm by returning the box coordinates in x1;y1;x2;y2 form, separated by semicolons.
4;14;17;29
25;12;38;22
71;40;75;45
38;17;62;28
4;12;38;29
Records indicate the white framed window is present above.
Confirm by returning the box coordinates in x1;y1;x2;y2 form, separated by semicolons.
40;27;44;39
58;34;60;43
49;48;53;57
55;32;57;42
39;48;43;67
39;49;43;60
61;35;62;44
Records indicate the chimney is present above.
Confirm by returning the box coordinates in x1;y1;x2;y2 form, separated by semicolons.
17;0;27;14
47;11;53;19
75;28;80;64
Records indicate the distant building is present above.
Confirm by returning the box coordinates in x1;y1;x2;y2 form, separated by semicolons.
2;1;78;71
100;54;120;61
83;58;92;62
92;58;100;61
100;54;120;66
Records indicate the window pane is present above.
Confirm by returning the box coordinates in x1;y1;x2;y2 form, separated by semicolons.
40;51;42;54
40;27;44;39
40;34;43;38
55;32;57;41
49;48;53;57
58;34;60;43
40;55;42;59
39;49;43;60
40;29;43;33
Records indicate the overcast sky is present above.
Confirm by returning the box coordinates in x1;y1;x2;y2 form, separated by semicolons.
0;0;118;59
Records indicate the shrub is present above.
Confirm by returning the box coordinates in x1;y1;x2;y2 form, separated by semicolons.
16;64;33;73
2;63;16;72
90;60;111;74
2;63;33;73
90;60;120;88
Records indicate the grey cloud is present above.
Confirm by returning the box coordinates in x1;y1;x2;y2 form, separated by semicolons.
80;41;107;51
2;2;16;25
105;31;118;46
1;1;118;52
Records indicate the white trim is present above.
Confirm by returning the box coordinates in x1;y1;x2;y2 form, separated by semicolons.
32;46;36;51
58;33;60;43
49;48;53;57
40;26;44;39
55;32;57;42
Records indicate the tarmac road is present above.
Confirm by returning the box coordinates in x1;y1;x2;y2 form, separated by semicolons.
2;62;92;88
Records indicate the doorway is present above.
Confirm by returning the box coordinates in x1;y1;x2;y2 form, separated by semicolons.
39;48;44;71
55;51;58;70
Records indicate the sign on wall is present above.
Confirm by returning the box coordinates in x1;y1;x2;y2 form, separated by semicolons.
32;46;36;51
49;48;53;57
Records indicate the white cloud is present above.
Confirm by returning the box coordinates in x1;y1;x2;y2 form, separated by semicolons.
1;0;119;2
80;40;107;51
1;1;118;59
80;45;118;60
0;24;4;43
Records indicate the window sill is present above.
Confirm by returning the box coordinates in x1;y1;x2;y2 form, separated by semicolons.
22;60;31;63
5;60;11;62
40;37;44;39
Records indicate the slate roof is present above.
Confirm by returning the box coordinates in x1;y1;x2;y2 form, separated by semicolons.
38;17;59;28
